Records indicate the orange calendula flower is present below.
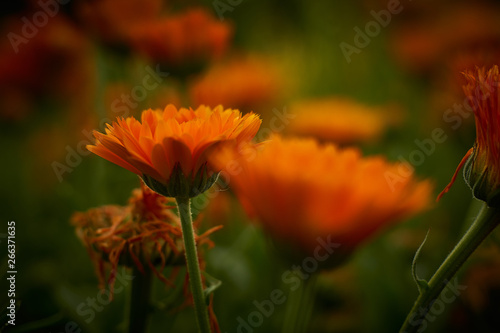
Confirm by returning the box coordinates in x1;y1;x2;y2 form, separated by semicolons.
127;8;232;73
76;0;163;44
87;104;261;198
212;135;432;265
287;98;403;145
438;66;500;207
189;56;281;111
389;2;500;75
0;14;93;121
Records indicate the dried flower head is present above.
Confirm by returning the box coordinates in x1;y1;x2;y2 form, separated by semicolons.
71;183;221;291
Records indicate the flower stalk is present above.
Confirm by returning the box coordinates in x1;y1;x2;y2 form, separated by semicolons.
400;203;500;333
127;265;153;333
176;196;212;333
282;274;318;333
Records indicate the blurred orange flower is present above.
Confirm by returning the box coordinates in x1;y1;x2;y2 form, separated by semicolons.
189;56;281;112
203;191;232;226
127;8;232;71
0;15;93;120
287;98;403;145
87;104;261;198
76;0;163;43
439;66;500;207
212;135;432;264
389;2;500;75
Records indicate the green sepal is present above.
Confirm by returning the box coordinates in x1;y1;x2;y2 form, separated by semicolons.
141;165;219;199
463;148;500;208
142;173;169;197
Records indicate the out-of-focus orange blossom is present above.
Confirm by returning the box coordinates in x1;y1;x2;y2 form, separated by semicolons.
211;135;432;265
127;8;232;71
389;2;500;75
76;0;163;44
286;98;403;145
189;56;281;112
0;15;94;121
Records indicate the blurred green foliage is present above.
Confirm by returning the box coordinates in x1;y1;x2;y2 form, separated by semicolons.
2;0;500;332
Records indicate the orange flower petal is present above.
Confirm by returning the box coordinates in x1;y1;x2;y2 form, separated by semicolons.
87;144;142;175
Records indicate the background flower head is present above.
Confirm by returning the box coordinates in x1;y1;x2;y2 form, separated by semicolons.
189;56;281;113
127;8;232;73
76;0;163;44
286;98;403;145
211;135;432;266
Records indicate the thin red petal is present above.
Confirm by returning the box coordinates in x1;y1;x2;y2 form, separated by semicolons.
437;148;473;202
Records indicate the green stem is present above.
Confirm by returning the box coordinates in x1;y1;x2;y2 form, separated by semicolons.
282;274;318;333
176;197;212;333
297;275;318;333
128;265;153;333
400;203;500;333
282;281;302;333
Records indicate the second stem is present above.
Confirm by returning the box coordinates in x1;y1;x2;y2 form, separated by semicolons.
400;203;500;333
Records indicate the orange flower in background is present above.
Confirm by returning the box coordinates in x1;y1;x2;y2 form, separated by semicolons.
189;56;281;112
389;2;500;75
0;15;93;121
212;135;432;264
87;104;261;198
287;98;403;145
389;23;443;75
127;8;232;71
76;0;163;43
439;66;500;207
203;191;233;226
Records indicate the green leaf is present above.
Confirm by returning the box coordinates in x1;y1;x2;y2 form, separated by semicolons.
412;230;430;294
202;272;222;305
